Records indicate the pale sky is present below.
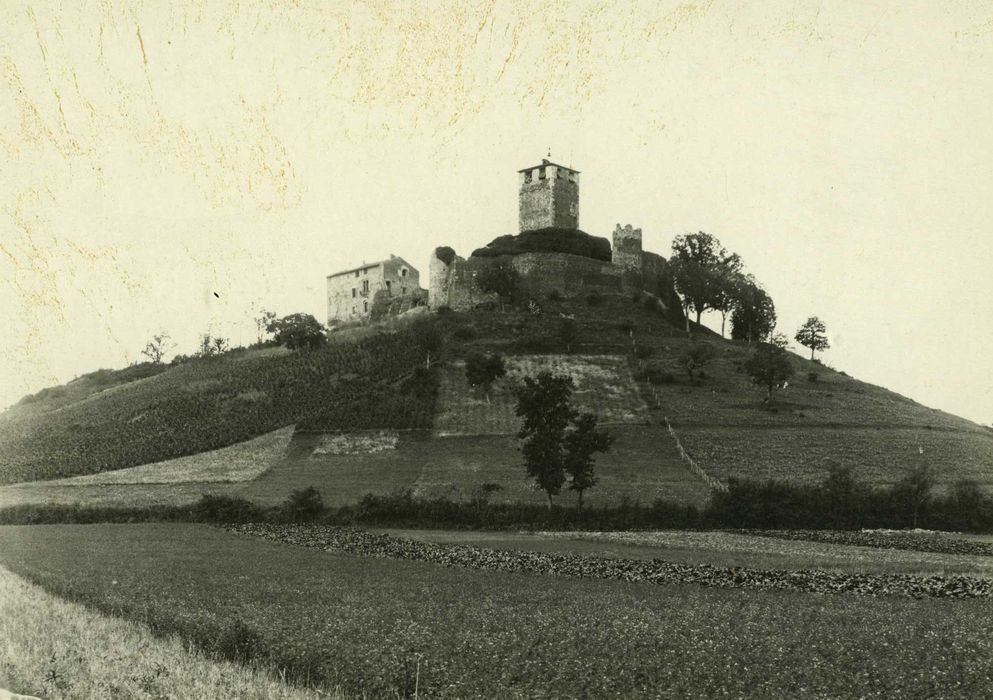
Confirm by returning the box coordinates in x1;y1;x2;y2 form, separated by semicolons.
2;1;992;425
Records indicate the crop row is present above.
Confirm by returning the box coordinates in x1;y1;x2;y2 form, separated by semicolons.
0;329;438;484
229;523;993;599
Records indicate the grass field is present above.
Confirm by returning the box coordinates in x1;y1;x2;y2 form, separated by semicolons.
0;564;328;700
244;425;709;508
0;523;991;698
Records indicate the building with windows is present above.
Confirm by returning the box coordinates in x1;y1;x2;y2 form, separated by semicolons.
326;255;422;325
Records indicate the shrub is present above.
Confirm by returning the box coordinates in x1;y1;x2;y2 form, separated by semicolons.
547;290;563;302
191;495;265;523
452;325;477;340
808;371;819;383
283;487;325;521
585;291;603;306
470;228;611;262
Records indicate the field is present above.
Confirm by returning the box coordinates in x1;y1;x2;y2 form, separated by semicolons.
0;327;437;485
434;354;648;436
0;564;328;700
1;523;991;698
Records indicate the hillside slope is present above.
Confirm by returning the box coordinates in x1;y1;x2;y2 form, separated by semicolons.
1;292;990;507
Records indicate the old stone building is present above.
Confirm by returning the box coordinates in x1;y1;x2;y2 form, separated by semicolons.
427;159;683;324
326;256;422;325
518;159;580;231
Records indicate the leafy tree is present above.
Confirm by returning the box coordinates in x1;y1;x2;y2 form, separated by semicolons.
564;412;614;509
678;342;716;383
253;308;277;344
476;262;521;308
514;372;577;509
891;463;934;529
712;271;743;338
818;464;863;528
669;232;742;333
283;486;325;521
557;317;578;352
795;316;830;360
731;276;777;345
266;313;327;351
743;342;794;402
196;333;230;357
465;352;507;403
140;332;174;364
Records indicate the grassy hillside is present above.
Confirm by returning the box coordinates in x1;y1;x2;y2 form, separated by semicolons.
1;290;990;504
0;326;437;484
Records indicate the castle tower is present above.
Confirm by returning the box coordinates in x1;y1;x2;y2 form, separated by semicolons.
518;159;580;232
612;224;643;276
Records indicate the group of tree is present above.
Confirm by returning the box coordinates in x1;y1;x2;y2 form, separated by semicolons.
465;351;507;402
669;232;777;343
514;371;614;509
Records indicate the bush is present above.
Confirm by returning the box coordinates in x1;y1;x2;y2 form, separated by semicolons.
585;291;603;306
452;325;477;340
547;290;563;302
808;371;819;383
470;228;612;262
282;487;325;521
191;495;265;523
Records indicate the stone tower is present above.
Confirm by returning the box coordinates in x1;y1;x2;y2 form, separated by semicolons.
518;159;580;232
612;224;643;276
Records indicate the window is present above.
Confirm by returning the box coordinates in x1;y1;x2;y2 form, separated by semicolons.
355;270;359;278
362;279;369;294
386;280;392;296
401;286;406;295
352;288;356;298
401;268;407;277
539;166;546;179
363;268;368;275
363;301;368;312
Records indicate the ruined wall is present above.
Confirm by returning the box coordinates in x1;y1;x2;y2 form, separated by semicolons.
518;164;579;231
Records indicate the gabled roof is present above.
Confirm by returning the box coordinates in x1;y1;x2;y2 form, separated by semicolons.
326;255;418;279
517;158;580;174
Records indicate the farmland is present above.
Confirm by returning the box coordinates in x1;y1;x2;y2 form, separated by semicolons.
0;326;437;485
0;564;324;700
1;523;992;698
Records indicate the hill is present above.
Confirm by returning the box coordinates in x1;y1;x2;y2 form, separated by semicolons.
1;292;991;510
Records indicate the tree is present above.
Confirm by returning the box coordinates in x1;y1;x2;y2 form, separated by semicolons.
743;342;794;402
557;316;578;352
412;319;443;369
669;232;743;333
140;332;174;364
514;372;577;509
678;342;716;384
712;271;743;338
730;276;777;345
254;308;277;344
564;412;614;509
266;313;327;351
795;316;830;361
196;333;230;357
465;352;507;403
891;463;934;529
476;262;521;308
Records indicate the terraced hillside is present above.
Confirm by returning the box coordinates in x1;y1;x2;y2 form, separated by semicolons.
1;291;990;507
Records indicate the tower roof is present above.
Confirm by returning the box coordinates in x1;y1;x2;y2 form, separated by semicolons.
517;158;580;174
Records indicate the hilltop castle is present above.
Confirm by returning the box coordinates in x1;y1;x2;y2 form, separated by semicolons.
327;158;683;325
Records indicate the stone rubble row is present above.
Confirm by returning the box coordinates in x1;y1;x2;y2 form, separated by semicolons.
226;524;992;600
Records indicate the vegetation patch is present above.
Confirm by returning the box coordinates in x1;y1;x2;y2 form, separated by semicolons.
743;529;993;557
0;565;323;700
435;355;647;436
312;431;399;456
2;523;993;698
18;426;295;486
470;227;612;261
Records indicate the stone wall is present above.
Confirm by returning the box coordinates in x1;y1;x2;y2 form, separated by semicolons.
327;256;421;325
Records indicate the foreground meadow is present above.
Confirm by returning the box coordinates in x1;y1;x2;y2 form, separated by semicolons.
0;565;330;700
1;524;991;698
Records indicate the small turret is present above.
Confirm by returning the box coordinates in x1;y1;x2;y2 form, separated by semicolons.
612;224;643;275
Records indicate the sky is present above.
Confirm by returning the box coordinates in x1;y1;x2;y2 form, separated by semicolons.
1;0;992;425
